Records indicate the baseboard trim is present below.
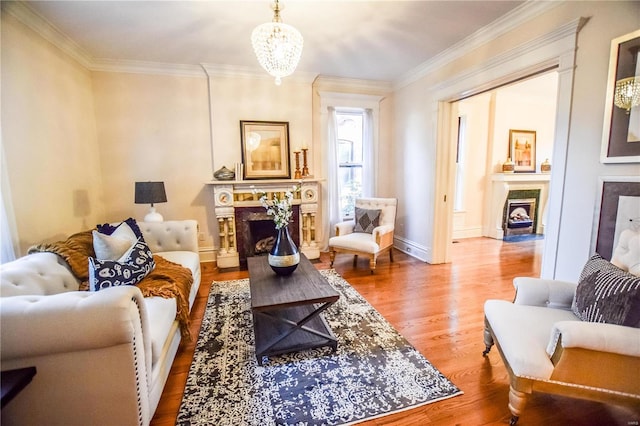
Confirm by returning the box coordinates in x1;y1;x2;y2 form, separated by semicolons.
393;236;430;263
452;227;483;240
198;247;216;263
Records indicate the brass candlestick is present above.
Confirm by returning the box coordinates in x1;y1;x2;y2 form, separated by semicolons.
301;148;309;176
294;151;302;179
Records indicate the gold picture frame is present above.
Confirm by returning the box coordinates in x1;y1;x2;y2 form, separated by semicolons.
509;129;536;173
600;29;640;163
240;121;291;180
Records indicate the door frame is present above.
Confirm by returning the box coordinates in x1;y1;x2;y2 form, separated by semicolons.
431;18;587;278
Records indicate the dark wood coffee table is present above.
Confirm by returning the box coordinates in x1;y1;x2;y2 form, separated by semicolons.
248;254;339;365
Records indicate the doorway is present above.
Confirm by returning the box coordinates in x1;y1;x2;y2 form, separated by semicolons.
451;73;559;243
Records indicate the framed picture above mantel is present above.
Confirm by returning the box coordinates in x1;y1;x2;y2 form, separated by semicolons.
240;121;291;180
508;129;536;173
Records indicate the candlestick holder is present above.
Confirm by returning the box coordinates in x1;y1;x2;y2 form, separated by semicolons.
294;151;302;179
301;148;309;176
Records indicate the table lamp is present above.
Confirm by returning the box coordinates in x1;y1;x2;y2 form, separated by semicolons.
135;181;167;222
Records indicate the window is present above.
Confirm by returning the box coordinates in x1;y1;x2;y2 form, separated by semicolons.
454;115;466;212
336;111;364;218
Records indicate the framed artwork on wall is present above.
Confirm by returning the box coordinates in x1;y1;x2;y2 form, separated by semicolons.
592;176;640;261
600;29;640;163
240;121;291;180
508;129;536;173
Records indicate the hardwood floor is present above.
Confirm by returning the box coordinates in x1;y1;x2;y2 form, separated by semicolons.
151;237;639;426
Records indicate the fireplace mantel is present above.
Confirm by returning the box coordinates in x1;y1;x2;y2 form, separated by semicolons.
486;173;550;240
490;173;551;183
205;179;321;268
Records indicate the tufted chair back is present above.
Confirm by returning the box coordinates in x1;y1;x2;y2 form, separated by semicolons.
355;198;397;227
611;226;640;276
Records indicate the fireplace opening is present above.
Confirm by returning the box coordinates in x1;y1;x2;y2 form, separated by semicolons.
250;220;277;255
504;198;536;236
235;205;300;268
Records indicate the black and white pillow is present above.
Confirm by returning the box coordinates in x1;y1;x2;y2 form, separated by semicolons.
97;217;145;241
572;254;640;328
89;238;155;292
353;207;381;234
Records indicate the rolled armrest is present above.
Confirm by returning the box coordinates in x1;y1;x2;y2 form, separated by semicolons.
1;286;150;360
372;224;394;238
547;320;640;357
513;277;576;310
335;220;355;236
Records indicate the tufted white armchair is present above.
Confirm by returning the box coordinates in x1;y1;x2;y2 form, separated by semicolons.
329;198;397;273
482;226;640;425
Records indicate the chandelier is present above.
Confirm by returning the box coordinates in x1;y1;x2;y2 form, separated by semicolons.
251;0;303;85
614;76;640;113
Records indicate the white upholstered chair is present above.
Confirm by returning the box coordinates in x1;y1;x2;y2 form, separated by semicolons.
482;226;640;425
329;197;397;273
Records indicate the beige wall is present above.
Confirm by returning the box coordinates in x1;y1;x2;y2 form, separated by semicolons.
493;72;558;173
1;13;104;255
91;71;215;255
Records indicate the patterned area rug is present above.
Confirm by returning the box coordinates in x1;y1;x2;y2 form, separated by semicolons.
177;269;462;425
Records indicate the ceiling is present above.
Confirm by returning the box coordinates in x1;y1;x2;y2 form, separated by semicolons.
23;0;525;83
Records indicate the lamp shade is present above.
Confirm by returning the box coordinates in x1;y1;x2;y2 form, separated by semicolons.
134;182;167;205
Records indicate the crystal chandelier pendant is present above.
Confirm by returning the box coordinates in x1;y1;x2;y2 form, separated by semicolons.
614;76;640;113
251;0;303;85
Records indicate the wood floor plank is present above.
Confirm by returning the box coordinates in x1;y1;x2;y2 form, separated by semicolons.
151;237;640;426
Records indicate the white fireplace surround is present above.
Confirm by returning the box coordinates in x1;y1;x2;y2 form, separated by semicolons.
486;173;550;240
206;179;321;268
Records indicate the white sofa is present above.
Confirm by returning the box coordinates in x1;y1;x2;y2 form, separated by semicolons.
0;220;201;426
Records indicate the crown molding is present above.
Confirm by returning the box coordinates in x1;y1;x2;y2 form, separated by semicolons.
91;59;206;78
394;0;563;89
200;63;317;84
2;1;93;69
313;76;393;94
428;17;587;99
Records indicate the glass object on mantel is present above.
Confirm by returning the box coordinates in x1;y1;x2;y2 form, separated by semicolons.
213;165;235;181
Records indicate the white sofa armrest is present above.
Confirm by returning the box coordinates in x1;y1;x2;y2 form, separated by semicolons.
1;286;154;426
335;220;355;236
547;320;640;358
139;219;198;253
1;286;151;362
513;277;576;310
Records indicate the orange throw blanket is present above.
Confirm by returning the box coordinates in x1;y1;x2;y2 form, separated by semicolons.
29;230;193;338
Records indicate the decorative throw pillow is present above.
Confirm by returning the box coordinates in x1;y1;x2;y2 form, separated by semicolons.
97;218;144;241
89;239;155;292
353;207;381;234
572;254;640;328
92;230;135;261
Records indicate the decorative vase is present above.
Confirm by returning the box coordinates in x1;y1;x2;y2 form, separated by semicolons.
268;226;300;276
213;165;235;181
502;158;515;173
541;158;551;173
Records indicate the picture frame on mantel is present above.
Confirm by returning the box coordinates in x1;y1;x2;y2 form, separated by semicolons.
592;176;640;261
508;129;536;173
240;120;291;180
600;29;640;163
